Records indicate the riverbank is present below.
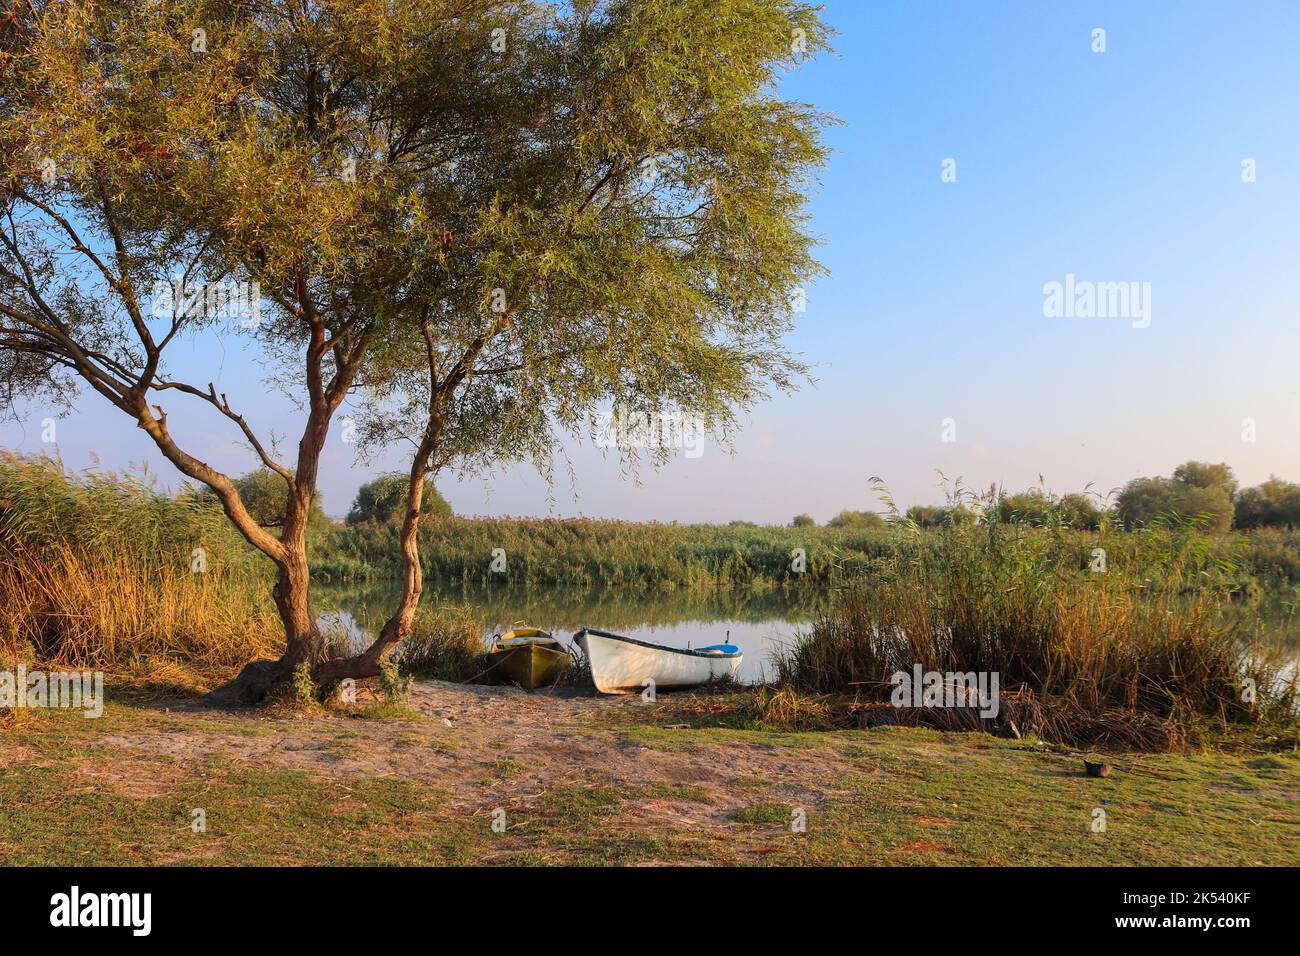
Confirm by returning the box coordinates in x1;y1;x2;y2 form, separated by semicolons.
2;682;1296;866
3;452;1296;751
311;510;1300;596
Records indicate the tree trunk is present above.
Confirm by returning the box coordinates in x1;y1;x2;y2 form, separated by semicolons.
315;461;430;684
274;543;324;667
205;544;322;704
314;321;486;686
207;429;329;703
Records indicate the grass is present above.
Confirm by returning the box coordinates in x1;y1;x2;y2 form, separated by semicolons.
312;499;1300;596
0;453;280;687
312;511;906;587
729;803;793;824
3;454;1297;753
344;701;429;722
395;606;490;681
485;757;528;780
0;761;479;865
609;707;1299;866
638;685;1300;757
772;496;1298;749
3;695;1295;866
793;732;1300;866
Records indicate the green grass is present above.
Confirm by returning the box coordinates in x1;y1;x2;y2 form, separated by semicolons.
312;512;897;587
343;701;429;722
0;761;480;866
2;700;1296;866
485;757;529;780
640;782;714;803
312;503;1300;596
747;729;1300;866
729;803;793;824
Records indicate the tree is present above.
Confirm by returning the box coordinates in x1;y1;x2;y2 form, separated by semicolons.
1172;460;1238;497
1174;483;1235;531
1058;493;1104;531
825;509;886;530
905;504;974;528
790;513;815;528
327;0;833;678
994;489;1104;530
994;490;1053;526
0;0;411;697
1116;464;1234;531
1235;477;1300;529
348;473;451;525
201;468;330;531
1116;477;1173;529
1;0;832;694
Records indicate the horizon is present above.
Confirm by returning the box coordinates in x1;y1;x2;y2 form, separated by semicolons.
0;445;1281;527
3;0;1298;522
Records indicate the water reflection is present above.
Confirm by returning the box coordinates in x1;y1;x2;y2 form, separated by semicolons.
316;582;1300;688
316;581;831;683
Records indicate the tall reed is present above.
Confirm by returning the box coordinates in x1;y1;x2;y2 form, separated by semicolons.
312;510;1297;597
0;453;280;682
312;514;901;587
774;489;1294;748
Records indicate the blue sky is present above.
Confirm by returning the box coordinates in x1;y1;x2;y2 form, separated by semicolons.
5;0;1300;522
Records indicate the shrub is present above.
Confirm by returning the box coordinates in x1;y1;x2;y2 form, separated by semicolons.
347;473;452;525
1117;462;1236;531
396;606;488;682
825;510;886;530
1235;477;1300;529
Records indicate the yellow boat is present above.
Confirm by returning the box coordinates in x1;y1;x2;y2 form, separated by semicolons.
487;627;569;690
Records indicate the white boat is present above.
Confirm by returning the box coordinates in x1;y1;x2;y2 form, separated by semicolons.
575;628;742;695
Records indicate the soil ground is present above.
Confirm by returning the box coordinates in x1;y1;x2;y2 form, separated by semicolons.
2;679;1296;866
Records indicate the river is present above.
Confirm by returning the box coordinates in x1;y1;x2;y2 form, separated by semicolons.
315;581;833;683
316;582;1300;688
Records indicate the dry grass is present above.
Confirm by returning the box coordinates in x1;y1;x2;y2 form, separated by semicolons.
396;606;490;681
772;489;1298;749
0;453;280;686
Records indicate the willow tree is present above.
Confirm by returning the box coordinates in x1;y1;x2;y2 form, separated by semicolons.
1;0;831;698
332;0;833;681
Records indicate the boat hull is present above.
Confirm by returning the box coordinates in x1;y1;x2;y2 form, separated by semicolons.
488;642;569;690
488;628;568;690
576;629;742;695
